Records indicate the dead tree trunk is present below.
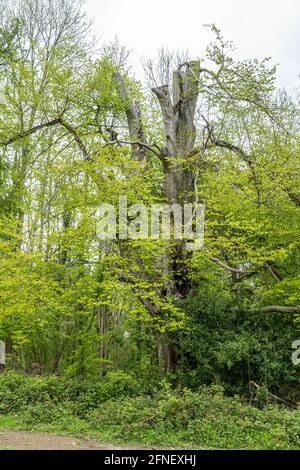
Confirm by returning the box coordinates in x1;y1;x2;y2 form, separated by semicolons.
152;62;200;371
152;61;200;299
114;71;148;166
114;62;200;373
152;61;200;205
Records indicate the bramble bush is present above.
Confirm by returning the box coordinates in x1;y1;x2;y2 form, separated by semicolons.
0;371;299;449
87;385;300;449
0;370;144;414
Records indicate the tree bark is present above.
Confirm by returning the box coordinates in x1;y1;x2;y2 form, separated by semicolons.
116;61;201;374
96;304;109;376
152;61;200;205
114;72;148;167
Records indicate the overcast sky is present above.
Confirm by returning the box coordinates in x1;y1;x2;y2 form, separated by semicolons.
84;0;300;93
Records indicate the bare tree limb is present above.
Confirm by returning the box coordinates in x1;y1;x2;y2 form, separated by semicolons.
1;117;91;161
208;256;252;274
1;118;62;146
102;139;160;157
202;115;252;164
257;306;300;313
58;119;90;160
173;61;200;154
264;263;283;282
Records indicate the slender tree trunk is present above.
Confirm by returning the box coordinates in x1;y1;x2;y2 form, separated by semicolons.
96;304;109;376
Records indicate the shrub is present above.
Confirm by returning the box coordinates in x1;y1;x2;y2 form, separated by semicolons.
0;369;144;415
87;386;300;449
0;372;299;449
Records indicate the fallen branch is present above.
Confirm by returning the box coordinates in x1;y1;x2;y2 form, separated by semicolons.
257;306;300;314
250;381;297;409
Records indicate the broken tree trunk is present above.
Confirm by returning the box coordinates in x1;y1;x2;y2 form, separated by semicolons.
152;60;200;205
152;60;200;299
115;61;201;373
152;62;201;372
114;71;148;168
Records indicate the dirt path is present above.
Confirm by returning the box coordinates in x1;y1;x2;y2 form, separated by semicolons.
0;430;147;450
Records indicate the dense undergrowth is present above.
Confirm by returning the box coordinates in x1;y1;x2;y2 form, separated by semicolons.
0;371;299;449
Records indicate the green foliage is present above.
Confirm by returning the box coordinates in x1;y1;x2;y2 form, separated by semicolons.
0;370;145;415
87;386;300;449
0;1;299;450
178;289;298;397
0;373;299;449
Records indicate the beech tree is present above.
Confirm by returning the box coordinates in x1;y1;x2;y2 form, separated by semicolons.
0;2;299;384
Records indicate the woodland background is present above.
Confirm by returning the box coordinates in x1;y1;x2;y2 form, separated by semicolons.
0;0;299;449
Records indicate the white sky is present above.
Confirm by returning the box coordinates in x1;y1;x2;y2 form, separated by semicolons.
84;0;300;93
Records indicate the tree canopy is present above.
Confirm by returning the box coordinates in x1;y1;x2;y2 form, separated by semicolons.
0;1;299;402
